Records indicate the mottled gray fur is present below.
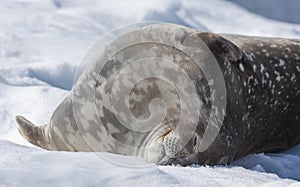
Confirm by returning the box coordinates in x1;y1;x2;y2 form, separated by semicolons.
16;24;300;165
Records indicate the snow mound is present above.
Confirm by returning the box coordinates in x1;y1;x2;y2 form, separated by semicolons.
234;144;300;181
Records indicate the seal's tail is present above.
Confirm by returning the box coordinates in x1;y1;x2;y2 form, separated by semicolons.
16;115;51;150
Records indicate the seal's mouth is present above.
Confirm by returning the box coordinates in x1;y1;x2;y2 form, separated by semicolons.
158;156;181;165
140;123;198;165
158;153;198;166
157;128;199;166
139;125;174;163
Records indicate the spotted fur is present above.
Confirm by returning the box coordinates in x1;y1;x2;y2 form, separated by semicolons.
16;24;300;165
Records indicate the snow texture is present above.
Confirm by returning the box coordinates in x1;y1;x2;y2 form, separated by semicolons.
0;0;300;186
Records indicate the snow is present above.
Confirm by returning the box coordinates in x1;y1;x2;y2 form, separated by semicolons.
0;140;298;186
0;0;300;186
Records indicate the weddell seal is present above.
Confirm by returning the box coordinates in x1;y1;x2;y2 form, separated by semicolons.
16;23;300;165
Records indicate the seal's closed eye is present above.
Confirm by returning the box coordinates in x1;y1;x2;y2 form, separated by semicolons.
193;136;197;147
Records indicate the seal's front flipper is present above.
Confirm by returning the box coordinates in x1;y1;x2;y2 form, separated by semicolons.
16;115;50;150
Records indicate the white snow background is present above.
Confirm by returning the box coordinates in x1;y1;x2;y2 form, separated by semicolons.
0;0;300;186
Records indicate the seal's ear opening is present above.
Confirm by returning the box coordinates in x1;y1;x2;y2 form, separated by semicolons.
197;32;243;63
16;115;50;150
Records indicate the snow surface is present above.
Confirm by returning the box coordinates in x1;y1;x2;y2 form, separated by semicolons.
0;0;300;186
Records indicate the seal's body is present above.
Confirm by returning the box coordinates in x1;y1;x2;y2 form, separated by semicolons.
185;33;300;165
16;24;300;165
